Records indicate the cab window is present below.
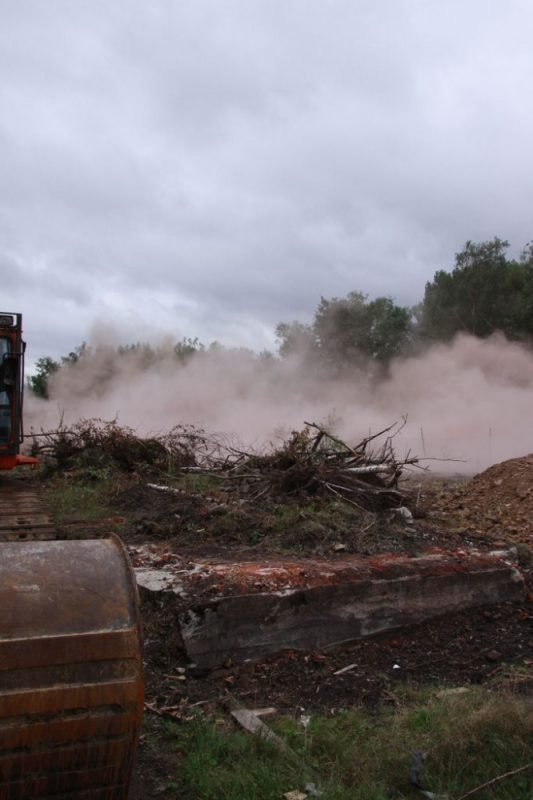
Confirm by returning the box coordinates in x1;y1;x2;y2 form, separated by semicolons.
0;337;12;444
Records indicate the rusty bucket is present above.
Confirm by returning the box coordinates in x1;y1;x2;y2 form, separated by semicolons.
0;536;143;799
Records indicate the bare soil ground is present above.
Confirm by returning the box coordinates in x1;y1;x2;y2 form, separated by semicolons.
431;454;533;546
117;459;533;798
31;431;533;798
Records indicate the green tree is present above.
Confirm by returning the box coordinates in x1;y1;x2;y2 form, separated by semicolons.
61;342;89;365
312;291;411;369
275;321;316;358
420;238;533;341
28;356;60;398
174;337;204;364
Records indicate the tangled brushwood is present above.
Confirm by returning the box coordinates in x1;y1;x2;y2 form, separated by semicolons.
213;420;419;510
29;419;207;473
29;418;419;511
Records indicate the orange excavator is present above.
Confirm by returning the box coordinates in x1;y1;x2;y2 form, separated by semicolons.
0;312;143;798
0;312;37;471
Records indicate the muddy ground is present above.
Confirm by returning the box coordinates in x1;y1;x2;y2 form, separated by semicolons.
111;462;533;798
27;434;533;797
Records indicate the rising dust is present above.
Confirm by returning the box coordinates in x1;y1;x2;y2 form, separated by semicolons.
25;332;533;473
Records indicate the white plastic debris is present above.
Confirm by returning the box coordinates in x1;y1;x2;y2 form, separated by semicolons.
395;506;414;524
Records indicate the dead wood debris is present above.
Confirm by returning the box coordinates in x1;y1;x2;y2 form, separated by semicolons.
28;418;234;474
229;708;289;751
30;417;419;511
455;763;532;800
211;419;420;511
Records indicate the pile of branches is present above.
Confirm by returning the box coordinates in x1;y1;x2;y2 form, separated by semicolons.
214;421;418;511
30;417;418;511
28;418;228;474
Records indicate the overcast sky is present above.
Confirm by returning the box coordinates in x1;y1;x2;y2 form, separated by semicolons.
2;1;533;363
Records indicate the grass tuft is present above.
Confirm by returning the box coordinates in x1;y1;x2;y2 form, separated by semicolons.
158;686;532;800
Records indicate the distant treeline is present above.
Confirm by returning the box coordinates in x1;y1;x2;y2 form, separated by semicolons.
30;238;533;397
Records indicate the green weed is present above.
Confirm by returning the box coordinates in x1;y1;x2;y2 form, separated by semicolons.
156;686;532;800
45;477;116;526
174;472;221;494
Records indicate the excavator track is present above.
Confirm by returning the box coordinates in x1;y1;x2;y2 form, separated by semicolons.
0;477;55;540
0;477;143;799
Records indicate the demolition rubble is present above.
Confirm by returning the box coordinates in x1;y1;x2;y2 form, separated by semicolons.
31;419;530;672
134;546;523;667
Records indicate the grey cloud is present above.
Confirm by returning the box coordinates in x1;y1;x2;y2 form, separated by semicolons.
2;1;533;360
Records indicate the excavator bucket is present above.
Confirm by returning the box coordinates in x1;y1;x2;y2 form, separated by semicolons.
0;313;144;797
0;535;143;799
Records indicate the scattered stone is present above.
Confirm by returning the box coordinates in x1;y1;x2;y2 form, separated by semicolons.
395;506;414;524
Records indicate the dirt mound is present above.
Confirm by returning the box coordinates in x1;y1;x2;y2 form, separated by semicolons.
438;454;533;547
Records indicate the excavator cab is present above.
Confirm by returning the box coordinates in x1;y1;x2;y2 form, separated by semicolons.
0;313;27;466
0;313;143;798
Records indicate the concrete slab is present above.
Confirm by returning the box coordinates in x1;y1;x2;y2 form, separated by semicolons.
134;547;524;667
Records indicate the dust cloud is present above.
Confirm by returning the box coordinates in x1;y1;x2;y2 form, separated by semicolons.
25;333;533;473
